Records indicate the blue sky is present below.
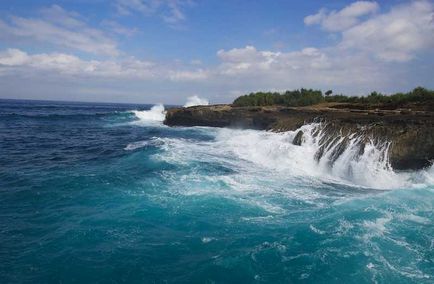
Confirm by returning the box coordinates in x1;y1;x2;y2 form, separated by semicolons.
0;0;433;104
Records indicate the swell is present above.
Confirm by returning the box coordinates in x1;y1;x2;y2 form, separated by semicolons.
0;111;133;120
0;106;166;123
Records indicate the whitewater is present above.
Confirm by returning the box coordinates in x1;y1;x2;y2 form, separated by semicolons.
1;99;433;283
129;104;434;190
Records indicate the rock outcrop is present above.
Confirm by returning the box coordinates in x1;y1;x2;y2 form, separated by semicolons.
164;104;434;170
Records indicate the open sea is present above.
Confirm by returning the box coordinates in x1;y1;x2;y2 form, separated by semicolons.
1;99;433;283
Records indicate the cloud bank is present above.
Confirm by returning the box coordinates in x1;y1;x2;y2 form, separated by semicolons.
0;5;119;56
0;1;433;103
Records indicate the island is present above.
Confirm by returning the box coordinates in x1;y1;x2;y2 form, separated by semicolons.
164;88;434;171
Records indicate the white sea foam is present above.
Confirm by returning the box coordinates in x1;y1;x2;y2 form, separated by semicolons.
201;237;216;243
183;95;209;107
217;125;434;189
152;123;434;190
130;104;166;123
310;224;326;235
125;107;425;188
125;141;149;151
125;137;166;151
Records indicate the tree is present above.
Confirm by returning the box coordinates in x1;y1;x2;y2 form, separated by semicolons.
232;87;434;108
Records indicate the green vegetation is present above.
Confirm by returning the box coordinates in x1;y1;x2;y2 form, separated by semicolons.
232;87;434;109
233;89;324;107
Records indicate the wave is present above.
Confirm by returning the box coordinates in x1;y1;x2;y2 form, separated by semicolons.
129;104;166;124
124;137;165;151
151;123;434;190
183;96;209;108
215;124;434;189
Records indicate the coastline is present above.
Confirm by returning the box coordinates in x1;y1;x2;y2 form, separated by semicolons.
164;103;434;171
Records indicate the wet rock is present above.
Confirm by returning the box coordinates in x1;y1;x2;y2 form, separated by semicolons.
292;131;304;146
164;105;434;170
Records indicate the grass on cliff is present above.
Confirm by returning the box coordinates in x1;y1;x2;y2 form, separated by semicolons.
232;87;434;110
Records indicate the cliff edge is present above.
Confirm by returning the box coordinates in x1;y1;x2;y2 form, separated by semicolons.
164;104;434;171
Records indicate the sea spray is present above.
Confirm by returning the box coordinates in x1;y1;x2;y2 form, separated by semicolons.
183;95;209;107
130;104;166;123
152;123;434;189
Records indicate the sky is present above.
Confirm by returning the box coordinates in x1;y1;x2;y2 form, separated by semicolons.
0;0;433;104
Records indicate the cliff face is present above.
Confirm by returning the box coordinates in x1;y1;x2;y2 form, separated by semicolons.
164;104;434;170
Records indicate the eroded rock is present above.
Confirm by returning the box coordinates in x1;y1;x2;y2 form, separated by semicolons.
164;105;434;170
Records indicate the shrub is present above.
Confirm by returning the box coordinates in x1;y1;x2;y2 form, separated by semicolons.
233;89;323;107
232;87;434;108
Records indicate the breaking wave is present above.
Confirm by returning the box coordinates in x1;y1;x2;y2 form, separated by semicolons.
124;137;165;151
151;123;433;190
119;105;433;190
129;104;166;123
183;95;209;107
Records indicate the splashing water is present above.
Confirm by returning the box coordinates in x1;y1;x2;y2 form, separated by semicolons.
154;123;433;190
130;104;166;123
183;95;209;107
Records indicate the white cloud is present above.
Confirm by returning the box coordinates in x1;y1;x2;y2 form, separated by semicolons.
190;59;202;65
39;4;85;28
216;46;331;76
115;0;192;25
216;46;281;75
340;1;434;62
169;69;208;81
115;0;161;16
0;48;209;82
0;48;153;78
163;0;187;24
0;38;423;99
101;20;138;37
0;5;119;56
213;2;434;94
0;48;29;66
305;1;379;32
304;9;327;26
0;1;433;103
305;1;434;62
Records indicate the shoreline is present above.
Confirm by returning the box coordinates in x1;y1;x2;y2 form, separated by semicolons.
164;104;434;171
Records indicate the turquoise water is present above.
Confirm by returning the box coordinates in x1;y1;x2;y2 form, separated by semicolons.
1;99;433;283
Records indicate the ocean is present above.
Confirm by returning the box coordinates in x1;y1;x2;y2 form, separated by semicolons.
1;99;433;283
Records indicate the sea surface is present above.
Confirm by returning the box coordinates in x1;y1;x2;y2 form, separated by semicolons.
1;99;433;283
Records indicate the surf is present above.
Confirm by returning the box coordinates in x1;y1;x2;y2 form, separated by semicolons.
143;122;434;190
129;104;166;124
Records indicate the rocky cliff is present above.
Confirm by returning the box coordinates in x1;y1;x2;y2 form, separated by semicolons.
164;104;434;170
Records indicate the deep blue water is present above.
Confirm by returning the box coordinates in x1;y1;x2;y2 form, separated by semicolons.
1;99;433;283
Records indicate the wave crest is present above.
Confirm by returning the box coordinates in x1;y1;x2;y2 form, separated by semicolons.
130;104;166;123
183;96;209;107
151;124;434;189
